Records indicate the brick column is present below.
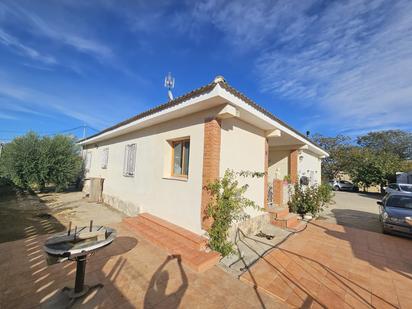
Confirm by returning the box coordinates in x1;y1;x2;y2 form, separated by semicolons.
263;139;269;209
201;118;221;230
273;179;283;206
289;149;298;184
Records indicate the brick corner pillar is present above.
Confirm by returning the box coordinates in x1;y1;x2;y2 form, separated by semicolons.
201;118;221;230
263;139;269;209
289;149;298;184
273;179;283;206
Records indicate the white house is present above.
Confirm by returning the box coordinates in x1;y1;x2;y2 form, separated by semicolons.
79;76;328;236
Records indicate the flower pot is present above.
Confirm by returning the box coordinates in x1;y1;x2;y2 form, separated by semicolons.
303;214;313;220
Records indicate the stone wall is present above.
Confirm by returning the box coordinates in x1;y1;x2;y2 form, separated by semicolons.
102;193;140;216
228;213;270;242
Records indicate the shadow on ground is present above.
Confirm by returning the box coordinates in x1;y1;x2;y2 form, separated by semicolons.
329;208;381;233
241;219;412;308
357;191;383;200
0;184;66;243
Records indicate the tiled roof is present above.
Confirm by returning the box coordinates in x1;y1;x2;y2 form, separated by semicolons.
80;78;321;151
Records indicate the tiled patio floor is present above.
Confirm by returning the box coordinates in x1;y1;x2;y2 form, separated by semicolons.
240;220;412;308
0;223;287;309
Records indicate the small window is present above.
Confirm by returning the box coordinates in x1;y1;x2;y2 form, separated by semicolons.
101;148;109;169
123;144;136;177
85;151;92;172
172;139;190;177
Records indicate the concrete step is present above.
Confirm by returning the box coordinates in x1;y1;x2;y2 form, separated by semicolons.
287;220;307;232
123;215;220;272
271;213;299;229
267;207;289;219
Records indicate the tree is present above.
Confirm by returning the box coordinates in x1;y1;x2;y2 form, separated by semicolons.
357;130;412;160
346;148;403;191
0;132;82;191
311;134;352;180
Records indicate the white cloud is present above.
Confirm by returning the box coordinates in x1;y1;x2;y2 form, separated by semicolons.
187;0;412;132
0;1;113;60
0;80;109;127
0;28;56;64
0;111;17;120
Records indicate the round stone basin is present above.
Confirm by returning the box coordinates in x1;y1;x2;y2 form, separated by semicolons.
44;226;116;258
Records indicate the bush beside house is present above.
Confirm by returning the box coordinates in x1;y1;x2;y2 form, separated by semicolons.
288;183;334;216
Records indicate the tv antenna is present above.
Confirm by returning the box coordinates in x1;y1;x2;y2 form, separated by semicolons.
164;72;175;101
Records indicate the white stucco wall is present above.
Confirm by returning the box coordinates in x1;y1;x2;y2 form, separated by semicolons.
298;149;322;185
220;118;266;218
268;149;289;182
83;107;221;235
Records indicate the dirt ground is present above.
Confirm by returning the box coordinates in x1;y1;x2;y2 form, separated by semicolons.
0;184;124;243
318;190;383;233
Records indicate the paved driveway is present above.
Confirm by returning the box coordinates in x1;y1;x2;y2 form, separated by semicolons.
241;220;412;308
319;191;383;233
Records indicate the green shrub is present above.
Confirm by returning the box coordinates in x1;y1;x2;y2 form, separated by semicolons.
206;169;263;257
0;132;82;191
288;183;333;216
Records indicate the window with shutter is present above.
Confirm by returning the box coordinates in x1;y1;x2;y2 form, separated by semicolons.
101;148;109;169
123;144;136;177
85;152;92;172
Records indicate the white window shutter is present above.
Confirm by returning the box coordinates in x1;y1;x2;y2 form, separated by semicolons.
130;144;136;175
101;148;109;169
123;144;136;176
123;145;128;176
85;152;92;171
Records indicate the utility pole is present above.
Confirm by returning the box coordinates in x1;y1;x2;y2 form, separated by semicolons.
82;124;86;139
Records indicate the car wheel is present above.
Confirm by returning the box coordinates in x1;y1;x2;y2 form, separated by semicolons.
333;186;340;191
381;225;389;234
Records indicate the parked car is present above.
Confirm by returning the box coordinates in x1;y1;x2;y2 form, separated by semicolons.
328;180;359;192
378;192;412;235
385;183;412;194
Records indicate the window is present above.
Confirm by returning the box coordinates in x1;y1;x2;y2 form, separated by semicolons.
386;196;412;209
172;139;190;177
85;151;92;172
400;185;412;192
123;144;136;177
101;148;109;169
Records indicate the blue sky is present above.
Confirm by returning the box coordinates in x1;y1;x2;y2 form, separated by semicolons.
0;0;412;142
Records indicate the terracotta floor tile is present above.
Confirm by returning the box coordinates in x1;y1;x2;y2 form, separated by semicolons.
371;294;399;309
344;292;372;309
316;287;346;309
265;276;295;301
398;294;412;309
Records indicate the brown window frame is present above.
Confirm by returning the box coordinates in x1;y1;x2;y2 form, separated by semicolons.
171;138;190;178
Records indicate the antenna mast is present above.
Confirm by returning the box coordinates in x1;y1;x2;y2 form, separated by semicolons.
164;72;175;101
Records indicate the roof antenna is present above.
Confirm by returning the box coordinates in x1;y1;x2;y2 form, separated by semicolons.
164;72;175;101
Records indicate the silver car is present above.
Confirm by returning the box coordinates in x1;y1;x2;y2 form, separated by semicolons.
385;183;412;194
329;180;358;192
